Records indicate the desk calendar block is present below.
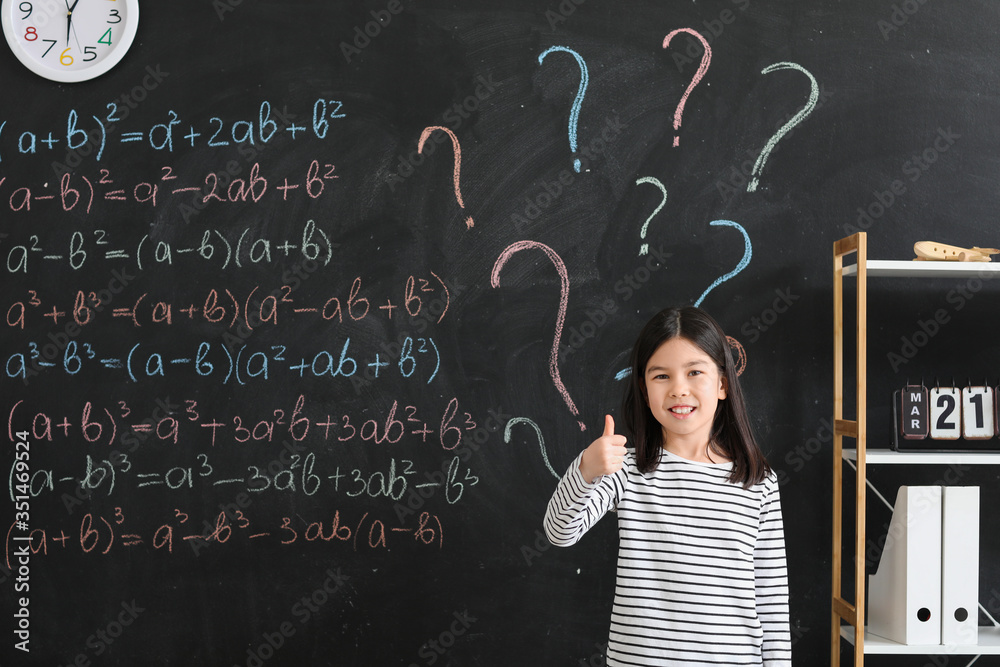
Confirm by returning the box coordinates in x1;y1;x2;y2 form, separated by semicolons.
929;387;961;440
961;386;995;440
899;384;929;439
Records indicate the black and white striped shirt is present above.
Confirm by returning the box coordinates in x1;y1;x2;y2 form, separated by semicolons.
544;449;792;666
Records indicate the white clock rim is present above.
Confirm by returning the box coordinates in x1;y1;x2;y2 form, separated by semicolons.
1;0;139;83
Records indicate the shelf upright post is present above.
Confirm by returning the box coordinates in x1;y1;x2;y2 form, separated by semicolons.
832;232;868;666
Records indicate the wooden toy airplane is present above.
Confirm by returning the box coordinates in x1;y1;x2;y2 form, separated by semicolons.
913;241;999;262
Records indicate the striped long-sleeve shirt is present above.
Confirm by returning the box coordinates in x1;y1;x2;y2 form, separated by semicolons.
544;448;792;666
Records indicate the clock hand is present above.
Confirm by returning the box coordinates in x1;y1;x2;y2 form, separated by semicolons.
70;20;83;53
66;0;81;46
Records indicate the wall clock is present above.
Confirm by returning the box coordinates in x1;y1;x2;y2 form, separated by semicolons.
2;0;138;83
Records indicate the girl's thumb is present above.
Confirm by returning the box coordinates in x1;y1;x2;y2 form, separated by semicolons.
603;414;615;437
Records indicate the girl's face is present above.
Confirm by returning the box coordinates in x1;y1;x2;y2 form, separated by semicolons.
643;336;727;449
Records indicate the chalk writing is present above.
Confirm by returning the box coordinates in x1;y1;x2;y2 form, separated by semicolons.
4;508;442;564
13;451;476;504
4;275;450;327
3;218;337;273
0;99;345;164
0;161;339;218
3;337;443;384
7;396;478;452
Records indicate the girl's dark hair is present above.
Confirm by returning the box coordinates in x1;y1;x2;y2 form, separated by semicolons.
621;306;771;489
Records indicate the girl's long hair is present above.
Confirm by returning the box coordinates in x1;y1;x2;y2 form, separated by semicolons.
621;306;771;488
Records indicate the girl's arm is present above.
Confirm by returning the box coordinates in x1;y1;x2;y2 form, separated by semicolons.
754;475;793;667
543;449;629;547
543;415;629;547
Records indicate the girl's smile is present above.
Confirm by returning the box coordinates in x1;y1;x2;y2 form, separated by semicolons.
643;337;727;459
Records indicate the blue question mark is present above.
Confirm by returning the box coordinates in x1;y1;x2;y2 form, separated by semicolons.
538;46;590;173
613;220;752;381
693;220;752;307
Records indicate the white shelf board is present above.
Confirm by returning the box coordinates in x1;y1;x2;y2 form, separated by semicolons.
842;260;1000;278
842;448;1000;464
840;626;1000;655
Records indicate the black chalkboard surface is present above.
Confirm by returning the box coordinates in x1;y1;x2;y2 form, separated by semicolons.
3;1;1000;665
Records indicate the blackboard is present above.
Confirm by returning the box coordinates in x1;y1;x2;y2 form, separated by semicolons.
3;1;1000;665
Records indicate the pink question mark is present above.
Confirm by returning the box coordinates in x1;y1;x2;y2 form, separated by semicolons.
662;29;712;147
418;126;474;229
727;336;747;376
491;240;585;431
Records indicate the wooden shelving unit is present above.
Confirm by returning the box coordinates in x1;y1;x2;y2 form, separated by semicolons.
831;232;1000;666
839;626;1000;656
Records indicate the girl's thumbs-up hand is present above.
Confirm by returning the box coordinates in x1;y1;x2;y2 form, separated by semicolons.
579;415;628;484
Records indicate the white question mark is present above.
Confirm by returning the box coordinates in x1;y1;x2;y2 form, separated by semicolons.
504;417;560;480
747;62;819;192
635;176;667;256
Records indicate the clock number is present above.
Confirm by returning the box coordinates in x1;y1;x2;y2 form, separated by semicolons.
19;2;32;19
107;9;122;24
98;28;112;46
24;26;38;41
42;39;56;57
83;46;97;62
59;48;74;66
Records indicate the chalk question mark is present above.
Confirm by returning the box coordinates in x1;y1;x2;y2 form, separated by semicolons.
635;176;667;256
694;220;752;306
491;240;586;431
662;29;712;147
746;62;819;192
504;417;560;480
613;219;752;381
418;126;474;228
538;46;590;173
726;336;747;376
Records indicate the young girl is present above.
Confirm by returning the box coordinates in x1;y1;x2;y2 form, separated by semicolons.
544;306;792;666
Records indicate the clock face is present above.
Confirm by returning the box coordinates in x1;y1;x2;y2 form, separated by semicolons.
2;0;138;82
